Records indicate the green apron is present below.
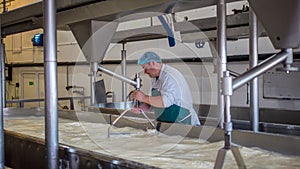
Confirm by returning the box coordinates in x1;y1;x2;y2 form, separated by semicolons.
151;88;191;124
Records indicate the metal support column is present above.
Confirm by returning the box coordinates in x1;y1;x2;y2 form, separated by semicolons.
223;71;232;149
2;0;6;13
249;8;259;132
210;39;224;123
214;71;246;169
44;0;58;168
209;40;218;74
214;0;246;168
90;62;98;105
216;0;227;128
0;31;4;169
121;43;127;101
0;43;5;108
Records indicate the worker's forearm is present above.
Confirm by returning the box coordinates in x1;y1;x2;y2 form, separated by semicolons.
143;96;164;108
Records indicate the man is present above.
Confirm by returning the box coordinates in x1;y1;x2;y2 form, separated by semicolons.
132;51;200;126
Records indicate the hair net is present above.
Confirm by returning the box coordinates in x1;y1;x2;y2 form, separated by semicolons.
137;52;162;65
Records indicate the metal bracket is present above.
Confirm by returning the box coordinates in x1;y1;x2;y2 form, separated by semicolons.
214;71;247;169
108;109;156;138
222;71;233;96
276;48;299;73
59;148;79;169
59;158;70;169
214;146;247;169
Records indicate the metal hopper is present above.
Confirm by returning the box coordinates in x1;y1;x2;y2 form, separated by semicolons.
69;20;118;63
248;0;300;49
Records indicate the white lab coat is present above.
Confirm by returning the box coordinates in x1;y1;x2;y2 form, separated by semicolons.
151;64;200;126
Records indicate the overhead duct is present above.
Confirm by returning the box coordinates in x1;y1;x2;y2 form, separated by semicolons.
248;0;300;49
69;20;118;62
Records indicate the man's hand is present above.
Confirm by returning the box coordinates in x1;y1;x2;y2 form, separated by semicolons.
131;102;151;114
131;107;141;114
132;90;163;108
131;90;147;102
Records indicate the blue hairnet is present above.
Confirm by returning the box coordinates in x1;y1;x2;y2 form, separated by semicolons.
137;52;162;65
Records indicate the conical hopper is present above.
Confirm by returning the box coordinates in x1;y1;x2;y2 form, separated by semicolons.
248;0;300;49
69;20;118;63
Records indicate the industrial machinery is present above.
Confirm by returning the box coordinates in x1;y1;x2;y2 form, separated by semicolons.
3;107;300;169
0;0;300;169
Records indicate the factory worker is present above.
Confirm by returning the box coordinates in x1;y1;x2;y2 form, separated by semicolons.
132;51;200;126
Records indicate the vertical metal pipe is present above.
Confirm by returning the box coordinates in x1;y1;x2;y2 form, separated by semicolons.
217;0;227;128
209;40;218;74
90;62;98;105
66;66;69;87
223;71;232;149
0;36;4;169
2;0;6;13
249;8;259;132
1;44;5;108
44;0;58;168
121;43;127;101
224;95;231;149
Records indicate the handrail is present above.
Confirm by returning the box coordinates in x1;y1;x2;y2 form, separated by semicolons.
6;96;91;109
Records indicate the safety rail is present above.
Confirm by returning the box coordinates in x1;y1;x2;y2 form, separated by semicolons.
6;96;91;110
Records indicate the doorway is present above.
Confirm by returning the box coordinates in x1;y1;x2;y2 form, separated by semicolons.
21;72;44;107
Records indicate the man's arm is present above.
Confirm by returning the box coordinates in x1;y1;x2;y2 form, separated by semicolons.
132;90;164;108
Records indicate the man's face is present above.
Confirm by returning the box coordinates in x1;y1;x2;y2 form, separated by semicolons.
142;62;160;78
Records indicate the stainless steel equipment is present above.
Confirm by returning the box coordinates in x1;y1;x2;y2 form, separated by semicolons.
98;101;133;110
214;0;300;168
248;0;300;49
2;0;300;169
3;107;300;169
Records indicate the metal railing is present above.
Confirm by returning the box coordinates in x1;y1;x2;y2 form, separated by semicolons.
6;96;91;110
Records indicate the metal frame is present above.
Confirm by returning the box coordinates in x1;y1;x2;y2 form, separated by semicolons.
233;50;289;91
98;65;137;87
0;28;4;169
214;1;245;166
1;0;240;36
6;96;90;109
90;62;98;105
249;7;259;132
121;43;127;101
111;12;255;43
94;68;156;137
1;43;5;109
44;0;58;168
214;0;297;168
216;0;227;129
3;108;300;169
1;0;299;168
5;129;159;169
108;109;156;138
